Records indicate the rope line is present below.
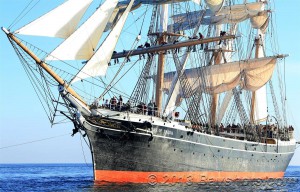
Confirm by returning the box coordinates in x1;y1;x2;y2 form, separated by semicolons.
0;133;71;150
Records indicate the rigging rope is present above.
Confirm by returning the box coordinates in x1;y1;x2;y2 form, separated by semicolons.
0;133;71;150
8;0;40;30
79;133;91;167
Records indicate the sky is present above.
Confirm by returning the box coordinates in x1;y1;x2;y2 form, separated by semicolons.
0;0;299;166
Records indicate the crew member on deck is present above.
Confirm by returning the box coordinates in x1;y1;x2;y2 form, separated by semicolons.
118;95;123;111
111;96;117;110
153;102;157;116
147;101;154;116
142;103;147;115
104;99;109;108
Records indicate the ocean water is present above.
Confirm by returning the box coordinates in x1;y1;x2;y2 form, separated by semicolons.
0;164;299;192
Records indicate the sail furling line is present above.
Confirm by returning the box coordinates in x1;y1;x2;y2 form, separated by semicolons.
71;0;135;83
15;0;93;38
46;0;119;61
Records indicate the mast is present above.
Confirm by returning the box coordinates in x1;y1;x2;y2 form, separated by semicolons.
250;0;267;124
155;4;168;115
2;28;88;107
250;37;261;123
211;50;222;126
211;25;222;127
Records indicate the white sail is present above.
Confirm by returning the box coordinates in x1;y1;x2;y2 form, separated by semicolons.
71;0;135;83
259;17;269;34
160;4;169;32
169;2;265;30
250;11;269;29
206;10;267;25
15;0;92;38
217;2;264;16
46;0;119;61
192;0;201;4
217;91;233;124
163;56;278;95
204;0;224;14
254;85;268;122
104;8;121;32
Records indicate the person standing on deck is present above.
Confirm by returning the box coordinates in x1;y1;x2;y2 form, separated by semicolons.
147;101;154;116
118;95;123;111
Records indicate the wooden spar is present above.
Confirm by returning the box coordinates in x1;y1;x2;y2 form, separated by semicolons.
250;37;261;124
148;31;186;37
211;50;222;126
155;35;166;115
3;28;88;107
111;35;236;59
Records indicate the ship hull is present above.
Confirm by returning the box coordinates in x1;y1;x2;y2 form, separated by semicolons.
83;115;295;184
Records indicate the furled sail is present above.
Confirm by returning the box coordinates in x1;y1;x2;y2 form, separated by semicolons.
163;56;278;95
250;11;269;31
15;0;92;38
204;0;224;14
46;0;119;61
217;2;264;16
209;10;268;25
169;2;265;31
71;0;135;83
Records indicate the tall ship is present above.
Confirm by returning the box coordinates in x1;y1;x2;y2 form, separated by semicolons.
3;0;297;183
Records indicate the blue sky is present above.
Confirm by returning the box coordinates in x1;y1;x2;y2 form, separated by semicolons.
0;0;299;166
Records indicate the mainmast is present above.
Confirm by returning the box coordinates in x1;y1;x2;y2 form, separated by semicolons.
155;4;168;115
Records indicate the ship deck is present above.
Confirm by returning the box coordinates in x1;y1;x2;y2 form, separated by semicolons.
88;107;296;147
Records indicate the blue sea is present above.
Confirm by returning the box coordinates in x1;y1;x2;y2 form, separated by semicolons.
0;164;299;192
